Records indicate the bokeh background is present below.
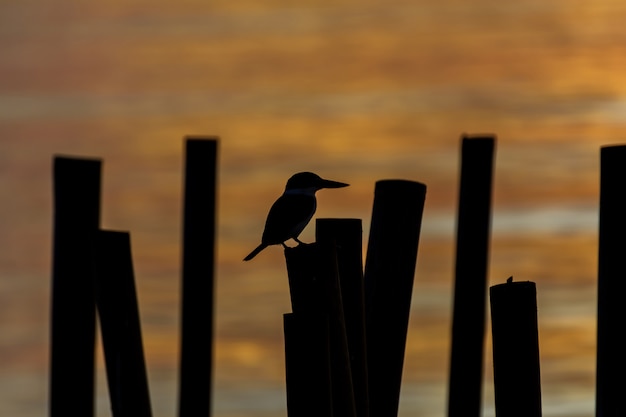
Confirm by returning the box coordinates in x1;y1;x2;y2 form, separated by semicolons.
2;0;624;415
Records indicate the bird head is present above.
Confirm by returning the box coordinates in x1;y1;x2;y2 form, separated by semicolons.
285;172;349;193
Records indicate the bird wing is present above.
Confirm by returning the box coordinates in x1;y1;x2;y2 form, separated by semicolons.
261;194;316;245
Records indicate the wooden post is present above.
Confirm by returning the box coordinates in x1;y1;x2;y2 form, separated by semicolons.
489;279;542;417
285;243;328;316
448;135;496;417
49;156;101;417
94;230;152;417
363;180;427;417
178;138;218;417
285;242;356;417
284;313;333;417
316;218;369;417
596;145;626;417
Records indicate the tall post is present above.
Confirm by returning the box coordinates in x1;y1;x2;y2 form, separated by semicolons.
596;145;626;417
317;218;369;417
49;156;101;417
447;135;496;417
283;312;333;417
364;180;427;417
178;138;218;417
490;279;542;417
284;242;357;417
94;231;152;417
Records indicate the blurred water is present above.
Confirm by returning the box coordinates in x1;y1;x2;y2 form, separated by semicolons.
2;0;625;415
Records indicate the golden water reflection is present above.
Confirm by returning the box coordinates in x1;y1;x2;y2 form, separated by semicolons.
2;0;624;415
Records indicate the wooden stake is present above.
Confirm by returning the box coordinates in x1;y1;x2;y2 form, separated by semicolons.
317;218;369;417
94;230;152;417
490;279;542;417
284;312;333;417
49;156;101;417
179;138;218;417
448;135;495;417
285;242;356;417
363;180;426;417
596;145;626;417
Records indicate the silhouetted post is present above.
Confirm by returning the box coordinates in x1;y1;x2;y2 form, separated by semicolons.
179;138;218;417
448;135;496;417
597;145;626;417
285;242;356;417
94;231;152;417
50;156;101;417
317;218;369;417
284;312;333;417
364;180;427;417
490;279;542;417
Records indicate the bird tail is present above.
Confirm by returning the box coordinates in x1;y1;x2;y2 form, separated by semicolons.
243;243;268;261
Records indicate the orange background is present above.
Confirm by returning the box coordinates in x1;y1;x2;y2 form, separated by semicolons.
2;1;624;415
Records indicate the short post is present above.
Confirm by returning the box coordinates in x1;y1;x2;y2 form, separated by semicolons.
94;230;152;417
448;135;496;417
596;145;626;417
178;138;218;417
363;180;427;417
285;242;356;417
49;156;102;417
317;218;369;417
489;279;542;417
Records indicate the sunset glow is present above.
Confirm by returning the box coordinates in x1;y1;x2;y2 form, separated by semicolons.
2;1;626;416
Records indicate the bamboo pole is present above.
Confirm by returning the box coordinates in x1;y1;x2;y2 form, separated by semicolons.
489;279;542;417
285;242;356;417
317;218;369;417
94;230;152;417
363;180;426;417
596;145;626;417
448;135;496;417
178;138;218;417
49;156;101;417
284;312;333;417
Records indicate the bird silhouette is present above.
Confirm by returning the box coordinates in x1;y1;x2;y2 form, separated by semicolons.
243;172;349;261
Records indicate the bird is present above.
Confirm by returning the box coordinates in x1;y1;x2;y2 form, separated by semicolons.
243;172;349;261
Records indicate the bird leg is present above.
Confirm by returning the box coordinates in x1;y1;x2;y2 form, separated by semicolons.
280;239;305;249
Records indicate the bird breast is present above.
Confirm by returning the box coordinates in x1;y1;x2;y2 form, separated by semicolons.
261;193;317;244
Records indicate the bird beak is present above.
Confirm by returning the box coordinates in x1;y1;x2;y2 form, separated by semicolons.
319;178;349;189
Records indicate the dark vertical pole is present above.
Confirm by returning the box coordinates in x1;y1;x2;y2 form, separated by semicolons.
363;180;427;417
284;244;333;417
317;218;369;417
94;231;152;417
49;156;101;417
285;243;329;316
285;242;356;417
489;280;542;417
284;313;333;417
596;145;626;417
447;135;495;417
179;138;218;417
